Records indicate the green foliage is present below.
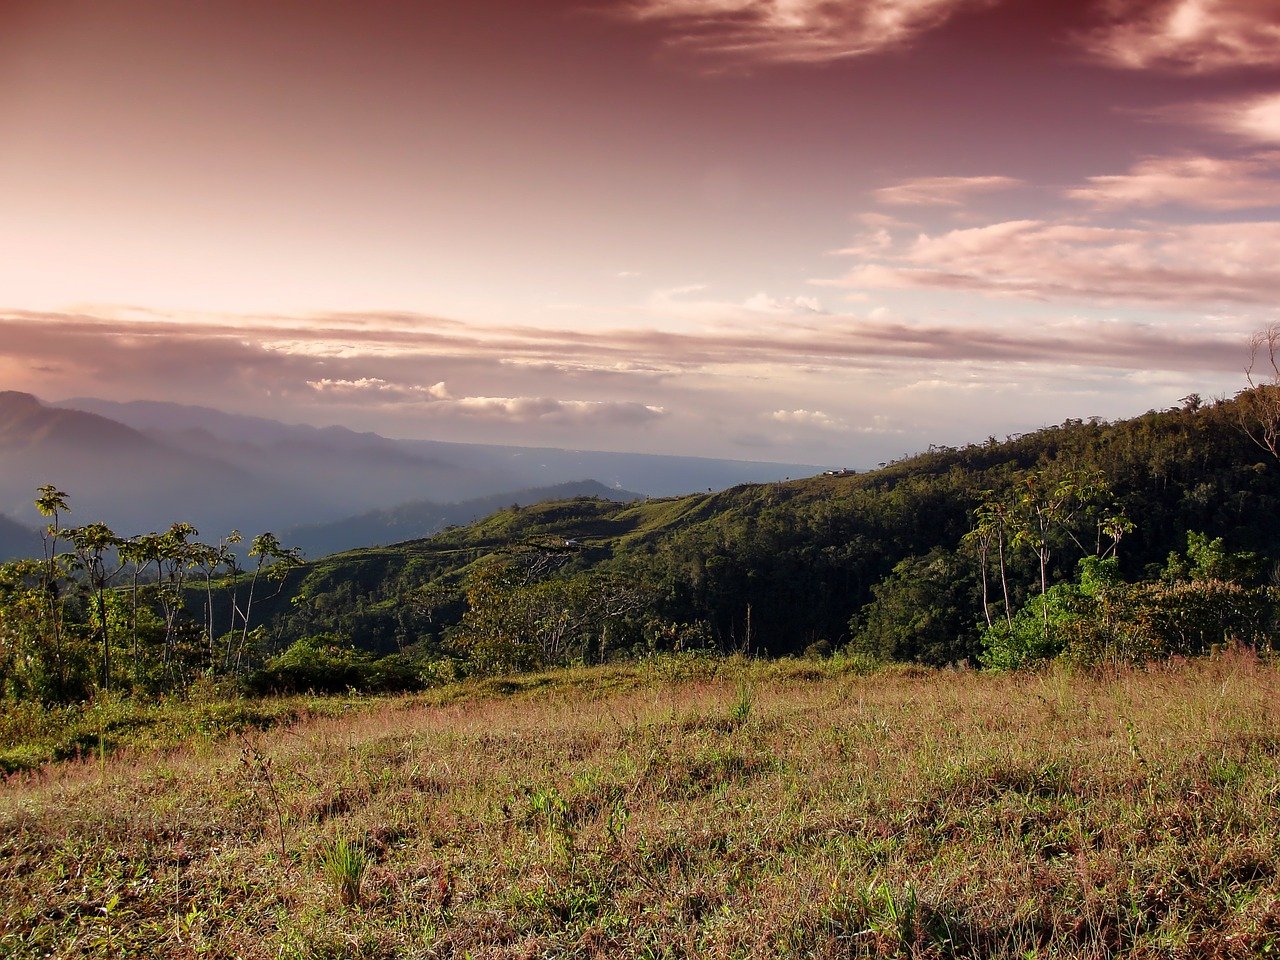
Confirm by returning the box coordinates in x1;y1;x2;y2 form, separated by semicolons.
253;634;424;694
1074;579;1277;664
451;556;650;674
0;488;302;706
1161;530;1260;584
255;396;1280;667
980;557;1121;670
849;549;980;665
10;392;1280;696
317;837;367;907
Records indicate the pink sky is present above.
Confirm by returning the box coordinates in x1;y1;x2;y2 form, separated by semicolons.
2;0;1279;463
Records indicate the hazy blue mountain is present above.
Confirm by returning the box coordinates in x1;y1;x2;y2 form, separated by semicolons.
282;479;641;559
0;513;41;561
0;392;357;535
58;397;820;502
0;393;822;543
58;397;488;512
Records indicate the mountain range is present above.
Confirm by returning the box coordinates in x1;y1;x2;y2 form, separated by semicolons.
0;391;818;557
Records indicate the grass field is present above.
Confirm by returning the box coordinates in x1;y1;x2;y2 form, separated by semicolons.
2;651;1279;958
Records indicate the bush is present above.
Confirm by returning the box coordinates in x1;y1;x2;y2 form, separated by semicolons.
251;635;426;694
851;550;981;666
1071;579;1278;664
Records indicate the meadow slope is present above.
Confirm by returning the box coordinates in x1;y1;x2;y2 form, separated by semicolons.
2;654;1279;958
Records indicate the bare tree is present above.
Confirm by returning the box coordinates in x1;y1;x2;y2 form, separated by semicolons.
1240;323;1280;460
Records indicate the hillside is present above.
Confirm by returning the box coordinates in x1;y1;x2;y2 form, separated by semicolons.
281;480;642;559
246;395;1280;660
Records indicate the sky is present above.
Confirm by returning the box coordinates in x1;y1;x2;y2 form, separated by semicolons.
2;0;1280;465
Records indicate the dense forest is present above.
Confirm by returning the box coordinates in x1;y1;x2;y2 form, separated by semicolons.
4;388;1280;705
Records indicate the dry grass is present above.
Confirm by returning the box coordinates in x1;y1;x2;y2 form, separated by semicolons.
2;651;1279;958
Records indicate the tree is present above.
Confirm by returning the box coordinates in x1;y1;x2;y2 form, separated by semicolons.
226;533;302;672
963;494;1014;630
66;522;124;693
32;485;72;699
849;549;979;665
1239;323;1280;461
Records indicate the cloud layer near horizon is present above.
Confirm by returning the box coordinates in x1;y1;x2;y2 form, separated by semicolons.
829;219;1280;306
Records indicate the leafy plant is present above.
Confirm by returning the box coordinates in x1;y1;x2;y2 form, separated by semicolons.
318;836;367;907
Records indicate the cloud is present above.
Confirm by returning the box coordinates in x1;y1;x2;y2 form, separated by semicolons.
1067;153;1280;210
1149;92;1280;147
873;175;1023;206
824;218;1280;306
618;0;993;67
770;408;845;429
303;373;667;425
1216;92;1280;145
1084;0;1280;72
307;378;452;401
741;292;825;313
446;397;668;425
0;301;1252;415
645;285;826;323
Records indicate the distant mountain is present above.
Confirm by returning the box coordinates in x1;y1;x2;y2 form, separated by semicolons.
0;391;318;534
58;397;488;512
282;479;641;559
0;513;41;561
57;396;819;504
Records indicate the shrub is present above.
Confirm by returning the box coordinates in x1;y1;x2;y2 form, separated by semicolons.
1072;579;1278;664
251;635;425;694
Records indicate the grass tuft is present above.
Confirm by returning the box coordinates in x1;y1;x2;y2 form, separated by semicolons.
317;836;367;908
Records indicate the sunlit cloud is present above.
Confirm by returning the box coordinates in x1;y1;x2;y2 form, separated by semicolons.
619;0;994;67
644;286;827;324
824;218;1280;306
1084;0;1280;73
770;408;845;429
446;397;668;425
306;378;452;400
303;374;668;425
1152;92;1280;146
0;303;1250;409
1217;92;1280;144
873;175;1023;206
1067;153;1280;210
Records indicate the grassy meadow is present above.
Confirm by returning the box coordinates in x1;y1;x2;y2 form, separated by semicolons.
2;652;1279;958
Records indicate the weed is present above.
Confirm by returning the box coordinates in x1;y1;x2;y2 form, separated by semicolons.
730;682;753;728
317;836;367;907
238;733;289;865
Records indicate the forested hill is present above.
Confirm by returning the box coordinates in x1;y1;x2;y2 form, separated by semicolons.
243;395;1280;665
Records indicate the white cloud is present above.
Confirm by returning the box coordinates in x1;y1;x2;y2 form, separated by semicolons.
873;175;1023;206
447;397;668;425
823;218;1280;306
619;0;993;67
306;378;452;400
1218;92;1280;144
770;408;845;429
305;376;666;425
1067;153;1280;209
1085;0;1280;72
741;292;825;313
646;285;826;323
